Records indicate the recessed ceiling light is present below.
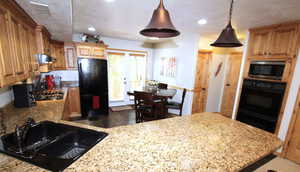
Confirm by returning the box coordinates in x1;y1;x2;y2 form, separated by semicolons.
30;1;48;7
198;19;207;25
149;37;159;40
105;0;115;2
88;26;96;32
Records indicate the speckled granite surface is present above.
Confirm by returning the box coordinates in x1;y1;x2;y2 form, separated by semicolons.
0;110;282;171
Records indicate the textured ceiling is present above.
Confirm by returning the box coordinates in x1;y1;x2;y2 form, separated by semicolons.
15;0;72;41
16;0;300;42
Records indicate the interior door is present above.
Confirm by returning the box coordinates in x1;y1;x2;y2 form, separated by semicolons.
108;52;126;102
285;87;300;163
192;51;211;113
221;52;243;118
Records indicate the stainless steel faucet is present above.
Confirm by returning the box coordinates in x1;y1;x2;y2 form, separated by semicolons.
15;118;36;154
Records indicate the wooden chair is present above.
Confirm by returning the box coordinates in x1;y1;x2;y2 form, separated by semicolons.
133;91;165;122
158;83;168;89
166;89;187;116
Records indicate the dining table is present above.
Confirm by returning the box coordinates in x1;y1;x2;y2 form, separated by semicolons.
127;87;177;119
127;88;177;99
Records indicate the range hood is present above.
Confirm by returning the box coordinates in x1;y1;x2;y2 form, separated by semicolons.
36;54;56;64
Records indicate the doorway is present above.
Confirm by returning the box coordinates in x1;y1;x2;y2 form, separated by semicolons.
107;51;147;106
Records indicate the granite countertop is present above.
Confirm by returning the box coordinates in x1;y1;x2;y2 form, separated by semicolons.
0;110;282;171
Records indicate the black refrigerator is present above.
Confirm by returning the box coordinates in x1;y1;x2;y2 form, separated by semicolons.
78;58;109;119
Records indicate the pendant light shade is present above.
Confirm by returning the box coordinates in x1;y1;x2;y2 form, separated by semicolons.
140;0;180;38
211;0;243;48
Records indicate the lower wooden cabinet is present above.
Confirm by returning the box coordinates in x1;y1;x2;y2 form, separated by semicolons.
68;87;81;114
63;87;81;120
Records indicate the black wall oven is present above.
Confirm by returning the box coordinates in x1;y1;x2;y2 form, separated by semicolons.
236;79;286;133
249;61;286;80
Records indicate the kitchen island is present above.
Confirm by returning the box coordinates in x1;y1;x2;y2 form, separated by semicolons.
0;109;281;171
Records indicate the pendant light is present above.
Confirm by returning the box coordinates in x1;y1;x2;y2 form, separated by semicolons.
140;0;180;38
211;0;243;47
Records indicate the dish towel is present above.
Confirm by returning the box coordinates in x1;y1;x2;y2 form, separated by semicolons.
92;96;100;109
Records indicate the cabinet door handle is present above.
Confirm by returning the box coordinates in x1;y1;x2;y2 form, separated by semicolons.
16;72;24;75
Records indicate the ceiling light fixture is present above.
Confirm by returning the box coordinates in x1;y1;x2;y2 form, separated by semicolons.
29;1;49;7
105;0;115;2
140;0;180;38
88;26;96;32
211;0;243;48
149;37;159;40
198;19;207;25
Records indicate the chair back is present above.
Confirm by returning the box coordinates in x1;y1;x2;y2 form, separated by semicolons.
181;89;187;107
158;83;168;89
134;91;155;107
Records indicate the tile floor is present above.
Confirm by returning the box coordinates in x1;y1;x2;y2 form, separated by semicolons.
255;157;300;172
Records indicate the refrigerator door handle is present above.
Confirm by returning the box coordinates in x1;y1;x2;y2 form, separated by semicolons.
79;62;82;71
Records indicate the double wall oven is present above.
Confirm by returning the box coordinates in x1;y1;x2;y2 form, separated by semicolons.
236;60;288;133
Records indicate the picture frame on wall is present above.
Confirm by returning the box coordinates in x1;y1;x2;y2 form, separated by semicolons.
159;57;177;78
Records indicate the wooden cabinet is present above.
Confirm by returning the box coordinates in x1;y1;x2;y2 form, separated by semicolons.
50;40;66;70
36;25;51;55
18;23;31;79
248;23;299;59
10;16;26;79
76;46;91;57
68;87;81;115
65;45;77;70
0;1;38;87
248;29;272;58
92;47;105;58
62;87;81;120
29;30;39;73
221;52;243;118
269;24;298;58
192;51;211;113
0;7;16;86
76;42;107;59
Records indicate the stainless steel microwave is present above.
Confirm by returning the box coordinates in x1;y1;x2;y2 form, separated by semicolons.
248;61;286;80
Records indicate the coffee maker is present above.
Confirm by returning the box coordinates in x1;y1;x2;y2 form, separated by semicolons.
13;84;36;108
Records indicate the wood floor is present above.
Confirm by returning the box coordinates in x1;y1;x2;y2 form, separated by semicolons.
69;109;177;128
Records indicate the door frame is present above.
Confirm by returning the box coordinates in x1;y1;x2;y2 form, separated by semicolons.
282;86;300;157
107;48;148;107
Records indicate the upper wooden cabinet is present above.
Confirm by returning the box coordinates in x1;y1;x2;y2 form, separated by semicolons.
248;22;299;59
269;24;298;58
248;28;272;58
0;6;16;86
28;30;39;73
0;0;38;87
36;25;51;55
75;42;107;59
50;40;66;70
65;43;78;70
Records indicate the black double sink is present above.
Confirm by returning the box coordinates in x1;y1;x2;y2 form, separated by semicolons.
0;121;108;171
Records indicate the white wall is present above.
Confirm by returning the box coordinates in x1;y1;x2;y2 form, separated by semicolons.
152;33;200;115
206;54;228;112
278;52;300;142
54;35;155;82
0;87;14;108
